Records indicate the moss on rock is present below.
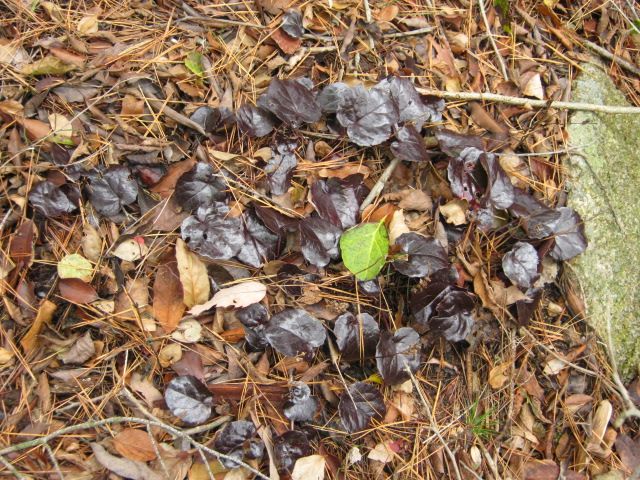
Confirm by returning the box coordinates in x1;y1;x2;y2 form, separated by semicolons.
566;62;640;380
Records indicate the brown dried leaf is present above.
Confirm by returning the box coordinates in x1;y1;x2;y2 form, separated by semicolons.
21;300;57;354
58;278;98;304
153;255;185;333
114;428;157;462
272;28;302;55
91;443;161;480
59;331;95;365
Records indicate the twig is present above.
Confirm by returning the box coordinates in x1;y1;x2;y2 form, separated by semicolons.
415;88;640;114
584;40;640;77
383;26;436;38
360;157;401;212
0;416;269;480
478;0;509;80
404;364;463;480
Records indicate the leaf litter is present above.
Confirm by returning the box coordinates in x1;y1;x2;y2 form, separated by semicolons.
0;0;632;479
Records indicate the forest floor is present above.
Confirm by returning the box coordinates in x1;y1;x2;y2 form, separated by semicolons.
1;0;640;479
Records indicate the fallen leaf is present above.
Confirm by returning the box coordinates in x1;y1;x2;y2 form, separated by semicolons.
59;331;95;365
58;253;93;282
0;347;15;365
340;222;389;281
114;428;157;462
21;300;57;353
489;361;511;389
77;14;100;33
175;239;210;308
272;28;302;55
189;281;266;314
158;343;182;368
113;237;149;262
91;443;161;480
164;375;213;425
440;199;468;225
81;224;102;262
171;319;203;343
129;372;163;408
292;454;325;480
153;256;185;333
521;72;545;100
388;209;410;245
48;113;73;138
21;55;76;76
367;441;395;463
58;278;98;304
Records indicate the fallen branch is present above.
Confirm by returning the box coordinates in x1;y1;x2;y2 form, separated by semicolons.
415;88;640;114
360;157;401;212
584;40;640;77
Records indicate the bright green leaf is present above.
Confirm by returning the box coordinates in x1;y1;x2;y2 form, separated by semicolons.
339;222;389;281
184;51;204;77
58;253;93;281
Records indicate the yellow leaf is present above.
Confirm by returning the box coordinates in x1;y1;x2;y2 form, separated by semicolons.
488;361;511;389
58;253;93;282
175;239;210;308
48;113;73;138
77;15;99;34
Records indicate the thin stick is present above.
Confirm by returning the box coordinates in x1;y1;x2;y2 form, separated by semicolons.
360;157;401;211
478;0;509;80
584;40;640;77
415;88;640;114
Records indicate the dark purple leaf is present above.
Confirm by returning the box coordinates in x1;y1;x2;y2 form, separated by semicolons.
174;162;227;211
317;83;354;114
181;205;243;260
480;153;514;209
502;242;539;288
236;104;277;137
447;146;485;202
29;181;77;217
283;382;318;422
264;308;326;357
391;124;430;162
87;166;139;220
435;129;484;158
236;211;281;268
299;216;342;267
281;9;303;38
375;327;421;385
265;140;297;195
338;382;386;433
258;78;321;127
237;303;269;350
392;232;449;278
384;77;443;128
214;420;264;469
274;431;311;472
474;206;509;231
358;279;381;296
516;288;543;326
164;375;213;425
509;189;551;219
412;284;475;342
336;84;399;146
190;106;221;133
547;207;588;261
254;204;299;234
428;290;475;342
334;312;380;361
310;177;361;229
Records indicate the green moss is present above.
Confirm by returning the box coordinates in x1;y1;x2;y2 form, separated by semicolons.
566;62;640;380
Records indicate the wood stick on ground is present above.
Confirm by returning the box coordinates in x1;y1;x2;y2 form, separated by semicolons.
584;40;640;77
478;0;509;80
360;157;401;211
416;88;640;114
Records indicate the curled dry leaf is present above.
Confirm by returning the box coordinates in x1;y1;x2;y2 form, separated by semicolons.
190;281;267;315
175;238;210;308
114;428;157;462
158;343;182;368
171;318;202;343
113;237;149;262
59;331;95;365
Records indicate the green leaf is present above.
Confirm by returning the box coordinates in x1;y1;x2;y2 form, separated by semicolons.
339;221;389;281
58;253;93;282
185;51;204;77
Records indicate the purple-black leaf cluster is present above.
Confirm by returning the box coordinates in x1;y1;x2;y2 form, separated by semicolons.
214;420;264;468
338;381;386;433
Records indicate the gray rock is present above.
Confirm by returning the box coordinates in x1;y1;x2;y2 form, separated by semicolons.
566;61;640;380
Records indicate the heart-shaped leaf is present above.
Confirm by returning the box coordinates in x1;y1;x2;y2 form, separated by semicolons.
340;222;389;281
338;382;386;433
264;309;326;357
